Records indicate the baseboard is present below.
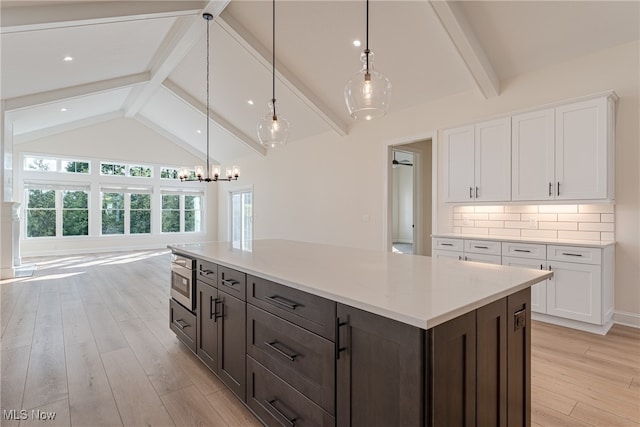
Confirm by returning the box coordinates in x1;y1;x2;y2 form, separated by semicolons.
531;312;613;335
20;243;170;259
613;310;640;328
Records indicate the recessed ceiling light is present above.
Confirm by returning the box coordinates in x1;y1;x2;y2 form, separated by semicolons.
63;56;73;62
60;107;68;112
196;129;202;134
247;100;254;105
352;39;362;47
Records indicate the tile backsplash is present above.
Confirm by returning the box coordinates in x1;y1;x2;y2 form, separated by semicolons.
452;204;615;241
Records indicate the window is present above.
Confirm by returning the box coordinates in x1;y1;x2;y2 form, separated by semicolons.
26;189;56;237
62;161;90;174
130;193;151;234
62;190;89;236
102;192;125;234
184;195;202;232
24;157;57;172
101;162;126;176
230;189;252;248
129;165;152;178
162;194;181;233
161;168;179;180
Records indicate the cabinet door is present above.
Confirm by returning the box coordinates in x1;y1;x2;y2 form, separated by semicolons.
336;304;423;426
197;281;219;372
217;291;246;401
555;97;608;200
444;125;475;202
432;249;463;261
547;261;602;324
476;298;507;427
502;256;547;314
475;118;511;202
431;310;476;427
511;108;555;201
507;288;531;427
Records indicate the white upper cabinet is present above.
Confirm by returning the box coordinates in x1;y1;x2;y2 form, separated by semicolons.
511;94;615;202
511;108;555;201
555;97;610;200
444;118;511;203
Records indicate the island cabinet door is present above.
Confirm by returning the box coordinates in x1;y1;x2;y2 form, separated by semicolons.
430;310;476;427
507;288;531;427
217;290;246;402
336;304;424;426
197;281;219;372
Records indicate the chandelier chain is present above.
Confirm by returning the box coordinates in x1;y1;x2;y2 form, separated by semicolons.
205;13;211;175
272;0;277;118
365;0;370;73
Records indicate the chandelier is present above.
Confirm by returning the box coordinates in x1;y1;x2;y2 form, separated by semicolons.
180;13;239;182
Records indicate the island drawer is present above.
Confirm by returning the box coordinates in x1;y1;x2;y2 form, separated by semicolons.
464;239;501;255
247;357;335;427
197;259;217;287
169;299;196;353
247;305;335;414
502;242;546;260
218;266;246;300
248;275;336;341
433;237;463;251
547;245;601;265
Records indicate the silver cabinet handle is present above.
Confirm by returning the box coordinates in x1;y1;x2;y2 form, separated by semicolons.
263;399;297;427
265;341;298;362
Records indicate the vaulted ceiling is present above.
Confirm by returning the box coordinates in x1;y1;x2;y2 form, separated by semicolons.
2;1;638;165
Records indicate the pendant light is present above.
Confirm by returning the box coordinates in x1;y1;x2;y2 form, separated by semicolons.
179;13;239;182
344;0;391;121
257;0;290;148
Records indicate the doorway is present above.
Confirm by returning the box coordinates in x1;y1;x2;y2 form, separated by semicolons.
386;138;433;256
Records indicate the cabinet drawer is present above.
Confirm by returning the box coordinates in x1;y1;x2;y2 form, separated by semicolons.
248;275;336;341
502;242;546;260
464;239;501;255
197;259;217;287
247;305;335;414
433;237;464;252
218;266;246;300
464;253;502;265
170;299;196;353
547;245;601;265
247;357;335;427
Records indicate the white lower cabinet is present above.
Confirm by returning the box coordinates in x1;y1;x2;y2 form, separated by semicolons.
434;237;614;334
502;256;548;314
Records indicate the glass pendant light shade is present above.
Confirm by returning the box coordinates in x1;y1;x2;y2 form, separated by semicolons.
257;101;290;148
344;51;392;120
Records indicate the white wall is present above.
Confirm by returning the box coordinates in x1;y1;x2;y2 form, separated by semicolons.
14;118;219;256
220;41;639;321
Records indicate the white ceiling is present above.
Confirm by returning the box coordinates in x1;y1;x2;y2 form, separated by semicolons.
2;0;639;165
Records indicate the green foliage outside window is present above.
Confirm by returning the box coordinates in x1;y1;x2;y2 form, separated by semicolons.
184;195;201;232
130;165;152;178
101;163;126;176
26;189;56;237
162;194;180;233
63;161;90;174
102;192;125;234
62;191;88;236
160;168;179;179
130;193;151;234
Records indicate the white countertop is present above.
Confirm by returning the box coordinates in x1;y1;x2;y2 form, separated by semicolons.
433;233;615;248
169;239;552;330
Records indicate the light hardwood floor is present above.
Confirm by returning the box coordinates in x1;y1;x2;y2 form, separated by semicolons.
1;250;638;426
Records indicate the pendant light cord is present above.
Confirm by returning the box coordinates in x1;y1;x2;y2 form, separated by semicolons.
205;13;212;177
365;0;370;73
272;0;277;119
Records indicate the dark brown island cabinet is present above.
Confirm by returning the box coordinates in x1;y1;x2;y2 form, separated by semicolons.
170;253;533;427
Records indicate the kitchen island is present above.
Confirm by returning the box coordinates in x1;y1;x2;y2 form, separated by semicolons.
169;239;552;426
